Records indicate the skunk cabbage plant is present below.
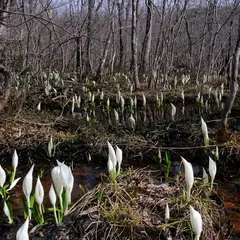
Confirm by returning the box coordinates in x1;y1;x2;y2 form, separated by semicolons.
71;96;75;114
215;146;219;160
106;98;110;109
35;177;44;217
114;109;119;124
201;117;209;146
202;167;208;184
120;96;125;111
51;164;63;210
23;165;34;219
130;97;134;109
190;206;202;240
16;217;29;240
165;203;170;221
48;135;54;157
7;177;21;192
52;161;74;215
181;157;194;200
100;91;104;100
129;114;136;130
209;156;217;190
107;142;117;171
12;149;18;182
170;103;176;120
107;142;123;180
49;184;58;224
181;90;185;104
134;96;137;108
107;156;114;174
116;146;123;175
37;102;41;111
0;165;6;187
59;162;74;205
3;201;13;224
142;93;146;108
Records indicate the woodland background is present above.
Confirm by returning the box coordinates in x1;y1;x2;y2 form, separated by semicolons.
0;0;239;87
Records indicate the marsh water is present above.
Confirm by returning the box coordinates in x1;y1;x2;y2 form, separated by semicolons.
1;91;240;238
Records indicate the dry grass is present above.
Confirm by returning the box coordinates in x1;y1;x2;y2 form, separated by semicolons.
58;168;230;240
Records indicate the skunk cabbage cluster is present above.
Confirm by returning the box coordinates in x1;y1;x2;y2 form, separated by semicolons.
51;160;74;216
180;154;218;239
107;142;123;181
6;149;75;239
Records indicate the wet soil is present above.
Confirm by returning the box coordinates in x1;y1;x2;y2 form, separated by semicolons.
1;86;240;239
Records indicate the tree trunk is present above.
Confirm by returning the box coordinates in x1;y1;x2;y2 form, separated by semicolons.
140;0;153;75
117;0;124;71
131;0;140;90
94;25;112;82
76;36;83;82
86;0;95;76
218;13;240;139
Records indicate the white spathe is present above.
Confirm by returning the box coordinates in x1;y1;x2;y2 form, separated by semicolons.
209;156;217;190
181;157;194;200
165;203;170;221
107;141;117;170
201;117;209;146
114;109;119;122
22;165;34;219
190;206;202;240
170;103;176;120
37;102;41;111
12;149;18;171
7;177;21;192
202;167;208;184
16;217;29;240
48;135;54;157
49;184;58;224
59;163;74;204
142;93;146;107
3;201;12;224
0;165;6;187
51;165;63;209
129;114;136;130
116;146;123;175
107;157;114;173
35;177;44;215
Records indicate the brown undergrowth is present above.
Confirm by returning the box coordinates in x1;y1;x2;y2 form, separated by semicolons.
36;168;230;240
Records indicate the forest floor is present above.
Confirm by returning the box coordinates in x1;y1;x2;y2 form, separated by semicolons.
1;81;240;239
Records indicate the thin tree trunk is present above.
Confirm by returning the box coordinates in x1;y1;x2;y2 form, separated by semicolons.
94;27;112;82
185;17;193;73
86;0;94;76
196;6;209;84
140;0;153;75
117;0;124;71
131;0;140;90
219;13;240;137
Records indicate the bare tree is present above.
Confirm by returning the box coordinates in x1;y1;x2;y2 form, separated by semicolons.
131;0;140;90
140;0;153;75
94;0;115;82
219;12;240;137
86;0;95;76
117;0;124;71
